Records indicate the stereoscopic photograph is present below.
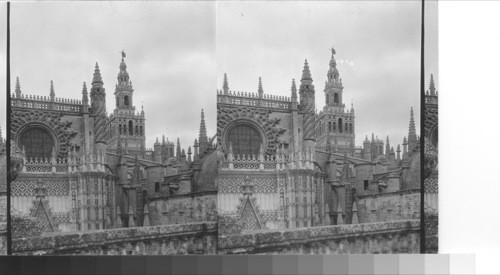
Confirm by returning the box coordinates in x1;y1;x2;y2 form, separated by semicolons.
215;1;424;254
8;2;217;255
0;0;441;258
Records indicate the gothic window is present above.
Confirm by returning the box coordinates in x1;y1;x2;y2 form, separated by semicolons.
135;125;139;136
140;126;143;136
333;122;336;132
328;122;332;132
155;182;160;193
19;127;55;159
129;121;133;135
364;180;369;190
123;124;127;135
349;124;353;134
225;123;263;156
338;118;343;133
345;123;348;132
334;93;339;104
124;95;129;106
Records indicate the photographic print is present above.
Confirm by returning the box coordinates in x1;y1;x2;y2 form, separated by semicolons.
215;1;423;254
8;2;217;255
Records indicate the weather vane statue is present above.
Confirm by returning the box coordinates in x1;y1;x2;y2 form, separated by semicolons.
121;50;126;59
331;46;336;55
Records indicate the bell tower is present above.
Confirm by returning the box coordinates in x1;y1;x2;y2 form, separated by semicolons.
108;51;146;156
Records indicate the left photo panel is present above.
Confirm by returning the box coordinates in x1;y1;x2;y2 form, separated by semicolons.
8;2;217;255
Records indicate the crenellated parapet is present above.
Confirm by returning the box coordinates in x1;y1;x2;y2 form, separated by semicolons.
217;89;292;111
12;93;83;113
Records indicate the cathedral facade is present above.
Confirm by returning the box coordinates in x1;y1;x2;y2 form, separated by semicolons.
10;52;217;234
216;48;421;232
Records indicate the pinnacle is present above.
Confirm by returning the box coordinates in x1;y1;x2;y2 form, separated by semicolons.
223;73;229;92
15;76;21;95
301;59;312;81
258;77;264;95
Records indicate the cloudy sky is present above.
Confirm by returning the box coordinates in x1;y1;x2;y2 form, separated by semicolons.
6;1;435;151
10;2;216;149
217;1;424;147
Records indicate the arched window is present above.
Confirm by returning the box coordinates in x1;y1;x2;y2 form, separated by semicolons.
334;93;339;104
349;124;353;133
135;125;138;136
119;125;122;135
328;122;332;132
338;118;343;133
345;123;348;132
123;124;127;135
226;123;263;156
19;127;55;159
140;126;143;136
124;95;129;106
333;122;336;132
129;121;133;135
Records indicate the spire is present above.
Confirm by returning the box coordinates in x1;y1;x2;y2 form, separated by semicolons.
301;59;312;81
162;135;166;145
429;74;436;96
92;62;103;85
396;144;401;160
187;146;192;162
141;102;144;116
258;77;264;97
223;73;229;94
15;76;22;97
327;46;340;82
82;82;88;105
199;109;208;152
408;107;417;147
155;137;160;145
385;135;390;156
176;137;181;160
49;80;55;101
117;51;131;86
291;79;297;102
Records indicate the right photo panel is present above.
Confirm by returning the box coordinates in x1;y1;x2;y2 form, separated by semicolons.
216;1;422;254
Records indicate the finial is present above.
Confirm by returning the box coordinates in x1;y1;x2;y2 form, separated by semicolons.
50;80;55;99
291;79;297;101
223;73;229;93
331;46;336;56
258;77;264;96
301;59;312;81
15;76;22;97
429;73;437;96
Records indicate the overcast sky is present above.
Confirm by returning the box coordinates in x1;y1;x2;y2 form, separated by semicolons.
10;2;216;150
5;1;437;151
217;1;426;148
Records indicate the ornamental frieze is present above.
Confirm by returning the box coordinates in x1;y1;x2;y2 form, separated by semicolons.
11;109;78;158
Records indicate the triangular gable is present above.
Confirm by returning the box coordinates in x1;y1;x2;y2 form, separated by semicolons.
239;196;264;230
31;199;56;232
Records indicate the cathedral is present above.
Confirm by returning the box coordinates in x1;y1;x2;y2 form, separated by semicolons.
216;47;421;232
10;52;217;234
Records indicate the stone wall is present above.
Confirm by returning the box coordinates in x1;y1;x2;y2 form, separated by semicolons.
0;222;6;255
356;189;420;223
12;221;217;255
148;192;217;226
218;220;420;254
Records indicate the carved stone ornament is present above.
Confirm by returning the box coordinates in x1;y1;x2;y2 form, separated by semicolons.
217;104;286;155
11;109;78;158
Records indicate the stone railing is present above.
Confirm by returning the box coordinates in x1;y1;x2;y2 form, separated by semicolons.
217;90;292;110
12;221;217;255
22;154;106;174
219;149;315;171
12;93;83;113
218;220;420;254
